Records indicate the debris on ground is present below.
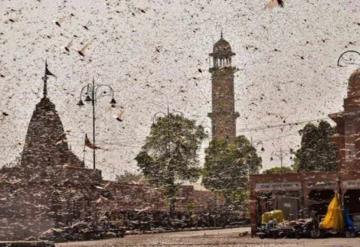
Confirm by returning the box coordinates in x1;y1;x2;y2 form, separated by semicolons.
38;218;125;242
0;241;54;247
256;218;314;239
238;231;249;237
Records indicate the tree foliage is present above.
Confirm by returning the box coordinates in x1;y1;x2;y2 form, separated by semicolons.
293;120;337;172
262;166;294;174
202;135;262;205
135;113;206;214
115;171;144;184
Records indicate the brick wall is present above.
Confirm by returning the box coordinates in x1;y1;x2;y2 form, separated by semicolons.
102;182;223;214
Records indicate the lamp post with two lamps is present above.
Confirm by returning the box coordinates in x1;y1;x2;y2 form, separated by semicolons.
77;79;117;170
337;50;360;67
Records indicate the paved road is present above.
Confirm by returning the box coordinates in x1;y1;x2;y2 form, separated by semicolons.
57;227;360;247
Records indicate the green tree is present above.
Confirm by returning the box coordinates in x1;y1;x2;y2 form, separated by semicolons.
115;171;144;184
135;113;206;215
262;166;294;174
293;120;337;172
202;136;262;206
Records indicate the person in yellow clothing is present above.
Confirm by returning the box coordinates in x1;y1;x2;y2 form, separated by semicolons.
319;193;344;232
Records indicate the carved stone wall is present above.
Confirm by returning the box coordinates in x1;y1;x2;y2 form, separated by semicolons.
102;182;223;213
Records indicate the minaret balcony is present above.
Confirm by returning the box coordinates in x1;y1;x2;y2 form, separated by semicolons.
209;66;237;74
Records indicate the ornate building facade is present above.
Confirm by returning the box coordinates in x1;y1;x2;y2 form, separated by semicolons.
329;69;360;174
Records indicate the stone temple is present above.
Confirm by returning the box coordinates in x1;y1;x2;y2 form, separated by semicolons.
0;64;224;241
21;92;84;170
0;66;104;240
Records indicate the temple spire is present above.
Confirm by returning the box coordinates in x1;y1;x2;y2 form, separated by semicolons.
42;60;56;99
42;61;48;98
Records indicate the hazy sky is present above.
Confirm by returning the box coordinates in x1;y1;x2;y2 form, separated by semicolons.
1;0;360;180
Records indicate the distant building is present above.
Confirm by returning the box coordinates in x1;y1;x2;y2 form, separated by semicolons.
208;33;239;141
249;69;360;236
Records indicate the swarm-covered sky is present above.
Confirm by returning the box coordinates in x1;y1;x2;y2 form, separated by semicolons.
1;0;360;180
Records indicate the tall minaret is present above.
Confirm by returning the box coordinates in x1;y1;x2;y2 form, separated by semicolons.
208;33;239;141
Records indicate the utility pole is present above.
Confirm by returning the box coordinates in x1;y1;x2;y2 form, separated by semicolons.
271;147;284;168
271;147;292;170
91;79;96;170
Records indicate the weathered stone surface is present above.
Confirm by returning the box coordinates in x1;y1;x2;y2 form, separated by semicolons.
101;182;223;213
21;97;83;170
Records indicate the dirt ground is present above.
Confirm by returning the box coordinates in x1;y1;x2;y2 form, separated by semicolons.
57;227;360;247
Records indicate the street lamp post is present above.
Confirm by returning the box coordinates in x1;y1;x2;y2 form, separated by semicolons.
337;50;360;67
77;79;116;170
